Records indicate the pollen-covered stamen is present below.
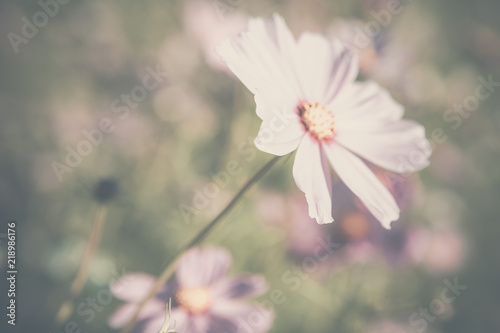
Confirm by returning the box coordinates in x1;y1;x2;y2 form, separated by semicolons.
297;102;336;141
176;287;212;314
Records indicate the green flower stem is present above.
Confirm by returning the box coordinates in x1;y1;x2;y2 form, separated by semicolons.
54;204;108;326
120;155;282;333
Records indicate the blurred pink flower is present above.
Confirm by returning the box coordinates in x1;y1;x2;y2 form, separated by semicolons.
330;203;415;265
330;172;421;265
183;0;247;73
256;173;420;267
409;227;467;274
217;14;431;228
109;247;273;333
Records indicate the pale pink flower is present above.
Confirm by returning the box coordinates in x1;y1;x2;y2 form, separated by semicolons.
217;14;431;228
256;175;419;268
108;247;273;333
408;227;467;274
328;179;417;266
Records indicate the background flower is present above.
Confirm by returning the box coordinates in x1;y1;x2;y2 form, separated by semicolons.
1;0;496;332
109;246;273;333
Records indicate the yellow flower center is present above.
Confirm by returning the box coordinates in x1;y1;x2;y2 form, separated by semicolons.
298;101;336;141
175;287;212;314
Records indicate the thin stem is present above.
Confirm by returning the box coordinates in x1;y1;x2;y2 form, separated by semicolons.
120;155;282;333
54;205;108;326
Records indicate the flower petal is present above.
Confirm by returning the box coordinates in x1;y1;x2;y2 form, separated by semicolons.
142;308;191;333
110;273;156;302
295;35;357;103
140;316;164;333
254;105;304;156
210;300;275;333
324;143;400;229
108;299;164;329
332;81;403;122
330;81;430;173
292;135;333;224
212;274;269;300
322;41;359;105
336;119;431;173
176;247;232;287
216;14;302;114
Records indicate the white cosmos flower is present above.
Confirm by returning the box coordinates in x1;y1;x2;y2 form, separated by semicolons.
216;14;431;228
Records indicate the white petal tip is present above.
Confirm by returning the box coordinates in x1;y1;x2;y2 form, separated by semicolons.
382;221;393;230
380;213;400;230
312;214;334;225
317;218;334;225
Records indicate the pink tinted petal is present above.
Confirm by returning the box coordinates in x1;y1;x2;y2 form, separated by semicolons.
109;304;137;329
211;300;275;333
142;308;191;333
246;14;303;98
254;108;304;156
325;143;400;229
153;310;208;333
336;119;431;173
322;40;359;104
295;35;356;103
216;15;302;115
108;299;164;329
332;81;403;123
110;273;156;302
292;135;333;224
141;316;164;333
169;308;191;333
177;247;232;287
212;275;269;300
190;313;212;333
295;33;334;102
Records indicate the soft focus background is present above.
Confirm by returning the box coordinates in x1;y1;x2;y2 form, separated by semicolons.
1;0;499;332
